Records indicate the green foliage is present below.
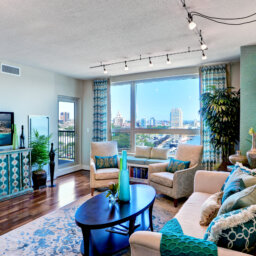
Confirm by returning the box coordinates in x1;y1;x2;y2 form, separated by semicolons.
200;87;240;161
112;133;130;149
106;183;119;198
30;130;51;170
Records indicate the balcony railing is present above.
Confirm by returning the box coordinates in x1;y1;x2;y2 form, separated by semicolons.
58;130;75;160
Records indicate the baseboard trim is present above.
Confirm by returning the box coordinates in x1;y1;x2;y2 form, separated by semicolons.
81;165;90;170
57;164;83;177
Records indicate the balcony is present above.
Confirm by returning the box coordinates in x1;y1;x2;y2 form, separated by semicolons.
58;130;75;166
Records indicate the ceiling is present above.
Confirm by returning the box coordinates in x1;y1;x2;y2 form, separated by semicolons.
0;0;256;79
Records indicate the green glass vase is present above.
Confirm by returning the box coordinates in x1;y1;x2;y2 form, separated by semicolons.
12;124;19;150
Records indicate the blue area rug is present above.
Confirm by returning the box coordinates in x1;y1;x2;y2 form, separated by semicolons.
0;193;180;256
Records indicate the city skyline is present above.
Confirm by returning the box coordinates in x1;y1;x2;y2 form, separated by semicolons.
111;77;200;121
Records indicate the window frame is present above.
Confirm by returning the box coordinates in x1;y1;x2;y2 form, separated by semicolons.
109;75;200;153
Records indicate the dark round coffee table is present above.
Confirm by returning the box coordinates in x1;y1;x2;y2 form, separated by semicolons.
75;184;156;256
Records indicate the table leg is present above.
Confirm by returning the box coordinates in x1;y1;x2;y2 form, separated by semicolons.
129;217;136;236
149;204;154;232
81;228;90;256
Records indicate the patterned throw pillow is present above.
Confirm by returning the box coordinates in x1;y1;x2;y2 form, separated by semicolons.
204;205;256;254
222;178;245;203
166;159;190;173
218;185;256;215
200;191;223;226
95;155;118;169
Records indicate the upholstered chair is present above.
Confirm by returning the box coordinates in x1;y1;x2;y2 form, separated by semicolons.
90;141;120;196
148;144;203;207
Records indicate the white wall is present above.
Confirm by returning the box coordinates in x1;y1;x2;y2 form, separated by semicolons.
0;61;83;176
81;80;94;169
230;62;240;90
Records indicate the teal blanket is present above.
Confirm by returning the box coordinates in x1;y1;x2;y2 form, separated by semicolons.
160;218;217;256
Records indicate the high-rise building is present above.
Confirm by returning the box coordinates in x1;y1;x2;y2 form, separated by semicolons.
141;118;147;128
170;108;183;128
149;117;156;127
113;112;125;127
60;112;70;123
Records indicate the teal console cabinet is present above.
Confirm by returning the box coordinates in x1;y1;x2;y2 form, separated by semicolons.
0;148;33;201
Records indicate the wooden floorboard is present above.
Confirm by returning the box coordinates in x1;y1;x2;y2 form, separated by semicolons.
0;170;90;236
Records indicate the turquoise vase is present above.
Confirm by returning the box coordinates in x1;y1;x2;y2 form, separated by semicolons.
12;124;18;150
118;150;130;202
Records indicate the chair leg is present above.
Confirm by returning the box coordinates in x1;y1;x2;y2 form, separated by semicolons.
174;199;178;207
91;188;94;196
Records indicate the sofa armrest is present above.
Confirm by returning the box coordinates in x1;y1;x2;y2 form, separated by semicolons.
148;162;169;177
194;170;229;194
129;231;161;256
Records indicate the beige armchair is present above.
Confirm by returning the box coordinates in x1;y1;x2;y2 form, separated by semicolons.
90;141;120;196
149;144;203;207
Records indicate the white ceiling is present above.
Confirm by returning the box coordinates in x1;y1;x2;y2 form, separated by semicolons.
0;0;256;79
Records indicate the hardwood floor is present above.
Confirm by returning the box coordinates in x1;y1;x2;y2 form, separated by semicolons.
0;170;90;236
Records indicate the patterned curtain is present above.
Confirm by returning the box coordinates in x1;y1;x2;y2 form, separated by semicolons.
93;79;108;141
200;64;228;170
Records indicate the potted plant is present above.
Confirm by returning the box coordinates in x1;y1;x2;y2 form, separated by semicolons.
200;87;240;171
30;130;51;189
106;182;119;204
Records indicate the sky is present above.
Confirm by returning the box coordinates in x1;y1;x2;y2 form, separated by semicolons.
59;101;74;119
111;77;200;121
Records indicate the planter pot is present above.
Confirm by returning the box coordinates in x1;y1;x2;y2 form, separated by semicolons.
229;150;248;165
247;134;256;168
32;170;47;190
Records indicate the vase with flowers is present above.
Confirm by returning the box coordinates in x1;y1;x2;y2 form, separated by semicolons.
247;128;256;168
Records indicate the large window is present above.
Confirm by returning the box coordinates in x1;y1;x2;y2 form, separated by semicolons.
110;76;200;154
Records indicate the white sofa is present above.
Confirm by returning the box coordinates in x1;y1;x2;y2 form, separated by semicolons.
130;170;250;256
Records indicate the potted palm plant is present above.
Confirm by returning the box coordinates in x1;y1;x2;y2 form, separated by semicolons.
30;130;51;189
200;87;240;170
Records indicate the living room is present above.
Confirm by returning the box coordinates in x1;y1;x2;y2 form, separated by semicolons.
0;0;256;255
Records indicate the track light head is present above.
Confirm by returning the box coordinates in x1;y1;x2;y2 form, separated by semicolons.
124;61;129;71
188;13;196;30
103;65;108;74
200;41;207;50
149;57;153;67
166;54;171;64
202;51;207;60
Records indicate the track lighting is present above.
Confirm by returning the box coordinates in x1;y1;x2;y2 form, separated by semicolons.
202;51;207;60
149;57;153;67
103;65;108;74
166;54;171;64
124;61;128;71
188;13;196;30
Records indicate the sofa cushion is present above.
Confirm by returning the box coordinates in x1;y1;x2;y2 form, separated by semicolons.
135;146;152;158
205;205;256;254
95;155;118;169
151;148;169;160
199;191;223;226
126;155;147;165
166;158;190;173
176;192;211;239
145;158;169;165
218;184;256;215
150;172;174;187
95;168;119;180
222;178;245;203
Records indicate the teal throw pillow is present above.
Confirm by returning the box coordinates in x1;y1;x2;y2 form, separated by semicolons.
205;206;256;254
221;165;256;191
95;155;118;169
160;218;183;235
166;158;190;173
218;184;256;215
222;178;245;203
